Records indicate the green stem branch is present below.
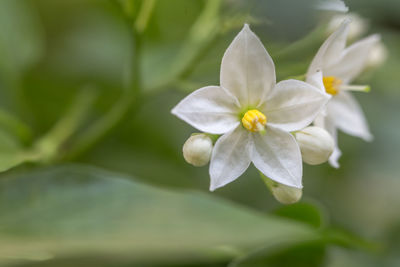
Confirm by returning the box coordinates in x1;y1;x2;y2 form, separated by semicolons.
34;87;97;162
63;9;143;160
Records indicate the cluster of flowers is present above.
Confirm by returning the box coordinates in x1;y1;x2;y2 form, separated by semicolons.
172;16;384;204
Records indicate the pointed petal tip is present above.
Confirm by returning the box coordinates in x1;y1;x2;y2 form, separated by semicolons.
209;179;223;192
170;106;177;115
329;159;340;168
363;133;374;142
209;186;215;192
241;23;251;33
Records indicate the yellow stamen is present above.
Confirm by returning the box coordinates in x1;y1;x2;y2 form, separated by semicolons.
242;109;267;132
323;76;342;95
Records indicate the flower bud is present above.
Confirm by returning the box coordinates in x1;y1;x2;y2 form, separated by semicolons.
261;175;302;204
183;134;213;167
295;126;334;165
271;183;303;205
366;41;388;69
327;13;368;40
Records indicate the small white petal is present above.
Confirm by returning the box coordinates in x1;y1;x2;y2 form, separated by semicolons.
306;69;325;92
314;113;342;168
251;126;302;188
171;86;240;134
307;19;350;77
220;24;276;107
325;34;380;83
329;145;342;168
328;91;373;141
209;127;251;191
263;80;329;132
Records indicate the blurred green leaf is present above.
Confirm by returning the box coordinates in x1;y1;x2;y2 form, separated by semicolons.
0;165;317;266
0;109;32;144
0;128;35;173
273;202;325;229
229;241;326;267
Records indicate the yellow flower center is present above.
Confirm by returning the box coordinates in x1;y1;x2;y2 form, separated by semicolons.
242;109;267;132
323;76;342;95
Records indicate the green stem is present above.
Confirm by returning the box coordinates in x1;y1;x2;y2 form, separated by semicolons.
259;172;278;192
63;12;142;160
273;25;327;61
34;87;96;162
146;0;222;93
135;0;156;33
0;108;32;144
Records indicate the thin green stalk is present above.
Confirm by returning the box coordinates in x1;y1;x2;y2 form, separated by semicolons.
147;0;222;93
259;172;278;193
63;12;143;160
0;108;32;144
135;0;156;33
34;87;97;162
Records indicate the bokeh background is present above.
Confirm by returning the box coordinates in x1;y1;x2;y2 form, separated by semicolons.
0;0;399;266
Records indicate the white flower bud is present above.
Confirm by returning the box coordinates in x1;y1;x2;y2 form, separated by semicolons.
183;134;213;167
367;41;388;69
295;126;334;165
261;175;302;204
327;13;368;40
271;183;303;205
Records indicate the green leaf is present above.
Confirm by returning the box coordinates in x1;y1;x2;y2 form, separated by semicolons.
0;128;35;173
0;108;32;144
229;241;327;267
0;165;317;266
273;202;326;229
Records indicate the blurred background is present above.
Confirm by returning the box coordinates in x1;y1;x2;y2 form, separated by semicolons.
0;0;399;266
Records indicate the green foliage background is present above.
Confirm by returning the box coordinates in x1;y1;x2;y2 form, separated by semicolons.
0;0;399;266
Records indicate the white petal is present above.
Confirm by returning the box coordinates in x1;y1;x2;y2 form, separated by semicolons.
220;24;276;107
314;114;342;168
325;34;380;83
251;126;302;188
306;69;325;92
328;91;373;141
171;86;240;134
262;79;330;132
329;145;342;168
307;19;350;77
209;127;251;191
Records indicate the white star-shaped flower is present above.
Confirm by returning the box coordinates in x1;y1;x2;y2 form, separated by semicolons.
172;25;329;191
306;19;380;168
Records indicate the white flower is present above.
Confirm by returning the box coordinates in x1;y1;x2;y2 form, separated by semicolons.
306;19;379;168
295;126;334;165
183;134;213;167
327;13;368;40
172;25;329;191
